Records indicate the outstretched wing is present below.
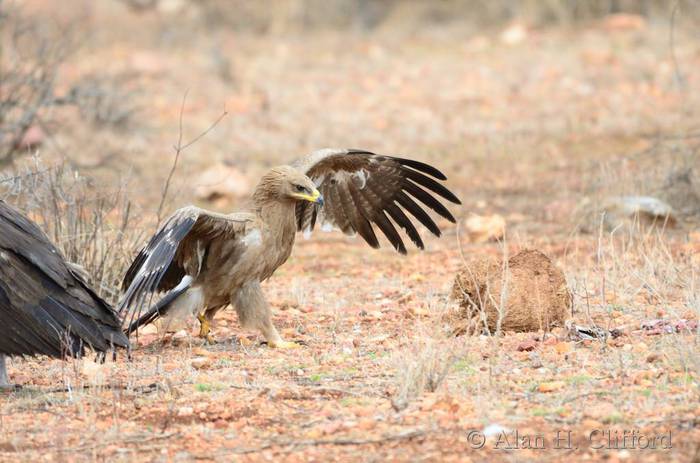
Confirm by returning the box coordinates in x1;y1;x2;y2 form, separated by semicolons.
0;201;128;358
119;206;250;326
294;149;461;254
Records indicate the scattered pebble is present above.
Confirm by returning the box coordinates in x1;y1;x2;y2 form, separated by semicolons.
190;357;211;370
516;339;537;352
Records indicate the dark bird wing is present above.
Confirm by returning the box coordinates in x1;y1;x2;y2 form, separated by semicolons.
293;149;461;254
0;201;128;359
119;206;251;329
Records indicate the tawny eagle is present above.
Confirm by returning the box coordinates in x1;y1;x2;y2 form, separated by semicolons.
0;200;129;387
120;149;460;347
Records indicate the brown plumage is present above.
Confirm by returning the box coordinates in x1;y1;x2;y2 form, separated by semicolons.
119;149;461;347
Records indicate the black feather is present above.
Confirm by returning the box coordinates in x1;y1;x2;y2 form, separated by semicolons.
342;184;380;249
373;211;407;255
0;200;128;362
394;157;448;180
126;279;192;335
395;191;441;237
119;214;197;317
404;181;457;223
385;202;424;250
403;168;461;204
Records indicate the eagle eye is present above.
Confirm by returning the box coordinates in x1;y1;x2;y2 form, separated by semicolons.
295;184;306;192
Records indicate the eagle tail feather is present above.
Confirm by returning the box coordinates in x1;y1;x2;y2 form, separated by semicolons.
124;276;193;336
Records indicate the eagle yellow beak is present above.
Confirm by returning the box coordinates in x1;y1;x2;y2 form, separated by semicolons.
293;189;324;206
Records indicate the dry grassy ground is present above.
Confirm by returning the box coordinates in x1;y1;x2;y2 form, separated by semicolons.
1;2;699;462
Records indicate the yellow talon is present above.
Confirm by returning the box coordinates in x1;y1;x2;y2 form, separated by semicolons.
197;313;215;344
268;340;302;349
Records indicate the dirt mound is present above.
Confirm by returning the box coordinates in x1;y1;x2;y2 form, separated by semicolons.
449;249;571;334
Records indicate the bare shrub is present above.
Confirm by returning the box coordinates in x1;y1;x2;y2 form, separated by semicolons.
0;158;146;304
0;3;73;166
0;4;139;167
566;223;700;383
57;75;140;131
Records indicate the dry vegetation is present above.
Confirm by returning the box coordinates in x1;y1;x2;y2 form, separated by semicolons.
1;1;699;461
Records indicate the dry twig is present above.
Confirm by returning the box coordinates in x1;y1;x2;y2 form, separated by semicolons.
156;90;228;222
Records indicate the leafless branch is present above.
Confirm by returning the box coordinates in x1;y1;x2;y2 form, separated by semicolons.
669;0;686;90
156;90;228;222
0;4;73;166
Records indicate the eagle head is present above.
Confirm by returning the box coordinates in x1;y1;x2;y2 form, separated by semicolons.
254;166;324;206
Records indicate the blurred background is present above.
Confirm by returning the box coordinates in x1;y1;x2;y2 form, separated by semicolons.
1;0;699;297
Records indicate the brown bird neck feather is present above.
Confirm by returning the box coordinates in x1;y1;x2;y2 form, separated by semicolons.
251;167;298;236
252;167;293;206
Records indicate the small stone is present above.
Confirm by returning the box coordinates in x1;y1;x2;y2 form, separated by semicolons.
517;339;537;352
464;213;506;243
529;352;544;369
214;419;228;429
15;125;45;150
483;423;509;437
194;163;252;204
171;330;189;345
357;418;375;431
190;357;211;370
177;407;194;417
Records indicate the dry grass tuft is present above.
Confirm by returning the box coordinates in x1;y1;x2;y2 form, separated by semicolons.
0;158;145;304
390;336;459;411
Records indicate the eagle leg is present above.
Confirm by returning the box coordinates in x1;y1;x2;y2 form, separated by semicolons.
232;282;303;350
196;312;216;344
0;355;11;389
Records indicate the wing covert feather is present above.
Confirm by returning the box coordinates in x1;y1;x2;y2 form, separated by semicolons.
294;149;460;253
119;207;249;322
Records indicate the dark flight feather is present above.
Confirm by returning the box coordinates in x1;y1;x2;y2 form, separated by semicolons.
295;149;461;252
125;278;192;335
119;206;250;334
0;201;128;361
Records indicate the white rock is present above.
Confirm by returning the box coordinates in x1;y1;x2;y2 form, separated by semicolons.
177;406;194;417
483;423;509;437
